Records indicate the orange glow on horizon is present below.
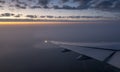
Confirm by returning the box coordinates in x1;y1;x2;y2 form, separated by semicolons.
0;22;55;25
0;21;83;25
0;21;108;25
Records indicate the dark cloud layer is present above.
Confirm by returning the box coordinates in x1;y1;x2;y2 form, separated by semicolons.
37;0;49;6
62;0;69;3
0;13;23;18
0;12;105;19
0;0;120;10
0;13;14;17
0;0;5;4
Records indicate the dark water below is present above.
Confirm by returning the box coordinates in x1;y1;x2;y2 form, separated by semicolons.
0;23;120;72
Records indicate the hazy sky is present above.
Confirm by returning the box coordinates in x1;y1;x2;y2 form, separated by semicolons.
0;0;120;20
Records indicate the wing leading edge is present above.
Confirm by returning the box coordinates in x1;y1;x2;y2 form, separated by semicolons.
49;41;120;69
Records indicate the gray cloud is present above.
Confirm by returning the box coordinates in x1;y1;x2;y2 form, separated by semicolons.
14;14;22;17
13;0;27;9
96;1;113;9
25;14;104;19
0;13;23;18
37;0;49;6
0;0;120;10
30;6;41;9
62;0;69;3
26;15;37;18
0;13;15;17
0;5;3;7
0;0;5;4
32;0;120;10
15;4;27;9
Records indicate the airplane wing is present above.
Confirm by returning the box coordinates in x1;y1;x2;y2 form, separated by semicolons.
47;40;120;69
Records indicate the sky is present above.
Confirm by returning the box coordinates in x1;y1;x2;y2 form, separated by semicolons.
0;0;120;21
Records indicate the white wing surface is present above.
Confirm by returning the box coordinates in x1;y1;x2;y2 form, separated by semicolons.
49;41;120;69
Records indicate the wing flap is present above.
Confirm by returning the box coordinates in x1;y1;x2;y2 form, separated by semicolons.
60;45;113;61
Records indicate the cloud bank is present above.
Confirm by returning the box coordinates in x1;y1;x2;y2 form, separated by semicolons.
0;0;120;10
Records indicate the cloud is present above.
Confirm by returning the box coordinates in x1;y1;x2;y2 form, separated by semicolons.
46;15;54;18
15;4;27;9
0;13;15;17
14;14;22;17
0;5;2;7
37;0;49;6
61;0;69;3
33;0;120;10
0;0;120;10
24;14;104;19
96;1;112;8
13;0;27;9
0;0;5;4
0;13;23;18
30;6;41;9
26;15;37;18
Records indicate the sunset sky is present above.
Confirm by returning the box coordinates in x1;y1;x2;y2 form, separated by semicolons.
0;0;120;21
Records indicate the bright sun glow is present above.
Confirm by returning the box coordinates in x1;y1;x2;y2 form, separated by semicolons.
44;40;48;43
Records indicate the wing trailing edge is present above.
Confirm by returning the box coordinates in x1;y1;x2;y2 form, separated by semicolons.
48;40;120;69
